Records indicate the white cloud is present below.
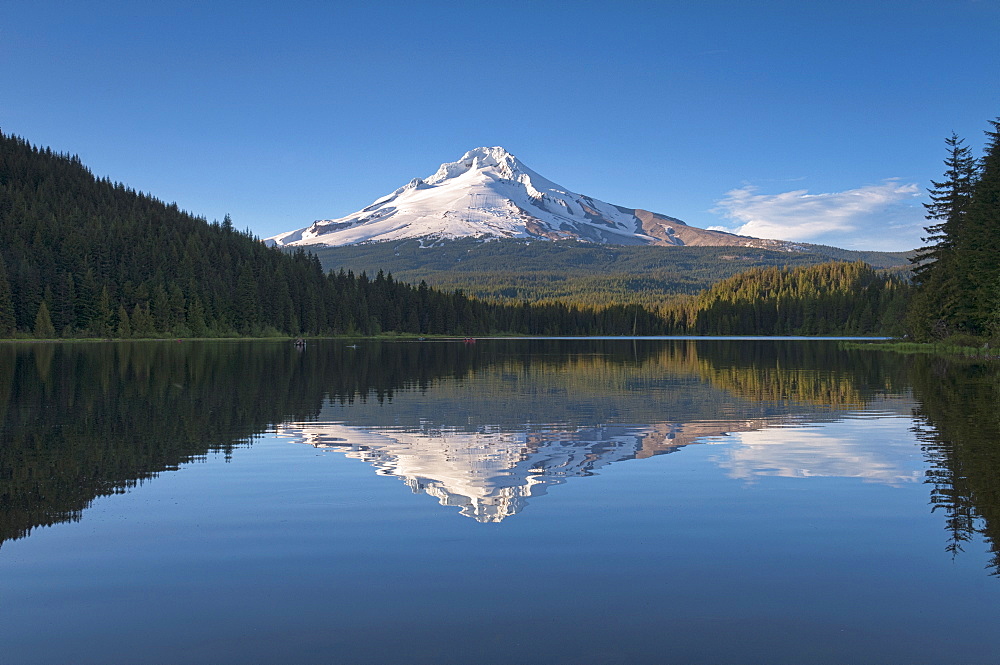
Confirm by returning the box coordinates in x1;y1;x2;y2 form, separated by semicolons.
710;180;924;250
717;421;923;487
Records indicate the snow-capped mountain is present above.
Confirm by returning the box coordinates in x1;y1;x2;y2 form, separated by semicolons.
266;147;797;249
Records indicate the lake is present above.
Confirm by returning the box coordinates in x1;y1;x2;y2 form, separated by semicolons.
1;338;998;664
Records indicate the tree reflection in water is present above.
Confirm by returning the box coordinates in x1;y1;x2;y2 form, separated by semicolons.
909;355;1000;575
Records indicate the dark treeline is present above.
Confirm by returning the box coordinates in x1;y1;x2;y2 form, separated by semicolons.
908;118;1000;341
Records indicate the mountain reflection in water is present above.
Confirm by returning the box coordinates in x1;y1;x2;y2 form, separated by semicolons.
1;338;999;575
274;421;735;522
275;411;918;522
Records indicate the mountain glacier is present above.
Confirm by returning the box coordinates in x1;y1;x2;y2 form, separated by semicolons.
266;146;796;249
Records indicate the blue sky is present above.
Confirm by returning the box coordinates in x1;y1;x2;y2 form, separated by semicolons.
2;0;998;251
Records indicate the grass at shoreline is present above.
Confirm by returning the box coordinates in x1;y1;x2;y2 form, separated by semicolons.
841;340;1000;359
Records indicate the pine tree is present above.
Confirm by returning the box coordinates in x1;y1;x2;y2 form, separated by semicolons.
0;256;16;337
233;263;259;334
116;305;132;338
131;303;155;337
167;284;187;334
915;135;978;268
186;296;207;337
966;119;1000;335
54;272;77;336
33;301;55;338
75;269;99;333
95;286;113;337
908;133;981;339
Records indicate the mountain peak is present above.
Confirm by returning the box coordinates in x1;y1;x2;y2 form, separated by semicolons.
464;145;517;163
265;149;799;250
427;146;523;184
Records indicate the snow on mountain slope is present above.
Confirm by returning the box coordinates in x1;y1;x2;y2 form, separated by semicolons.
266;147;795;249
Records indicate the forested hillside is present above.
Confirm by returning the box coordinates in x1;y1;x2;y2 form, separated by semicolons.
310;237;911;308
0;132;338;337
674;261;909;335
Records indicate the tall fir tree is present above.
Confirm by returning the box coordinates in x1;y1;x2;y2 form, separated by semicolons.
95;286;113;337
0;256;16;337
33;301;55;338
116;305;132;339
965;119;1000;334
908;133;980;339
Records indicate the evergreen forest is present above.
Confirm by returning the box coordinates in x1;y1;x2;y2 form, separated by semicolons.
676;261;908;335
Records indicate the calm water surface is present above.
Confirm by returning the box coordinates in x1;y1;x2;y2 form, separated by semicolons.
1;339;998;664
